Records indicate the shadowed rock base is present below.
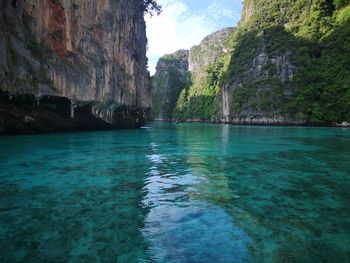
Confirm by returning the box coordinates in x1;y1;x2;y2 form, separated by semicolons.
152;117;349;127
0;91;146;135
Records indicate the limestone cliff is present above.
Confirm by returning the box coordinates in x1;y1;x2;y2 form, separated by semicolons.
221;29;298;125
180;27;234;121
221;0;350;125
151;28;234;121
189;27;234;72
151;50;189;120
0;0;151;134
153;0;350;126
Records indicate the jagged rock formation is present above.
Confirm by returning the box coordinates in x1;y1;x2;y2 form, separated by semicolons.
220;0;350;125
178;27;235;122
152;0;350;126
151;28;234;121
189;27;234;72
219;0;301;125
151;50;189;120
221;29;298;125
0;0;151;134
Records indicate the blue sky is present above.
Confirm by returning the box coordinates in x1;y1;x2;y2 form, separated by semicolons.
145;0;243;75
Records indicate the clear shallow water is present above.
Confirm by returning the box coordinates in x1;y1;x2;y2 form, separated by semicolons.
0;123;350;262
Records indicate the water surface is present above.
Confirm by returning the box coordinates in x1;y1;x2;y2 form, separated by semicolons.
0;123;349;262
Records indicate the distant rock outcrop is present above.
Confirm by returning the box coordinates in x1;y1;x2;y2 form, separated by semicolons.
151;50;189;120
152;0;350;126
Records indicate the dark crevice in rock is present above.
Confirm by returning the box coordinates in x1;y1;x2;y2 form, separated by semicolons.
0;91;146;135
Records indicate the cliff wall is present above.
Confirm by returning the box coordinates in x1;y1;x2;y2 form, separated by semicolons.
151;49;189;120
151;28;234;121
152;0;350;126
220;0;350;125
0;0;151;134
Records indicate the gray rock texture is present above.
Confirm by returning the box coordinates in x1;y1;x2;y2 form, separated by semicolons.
151;49;189;120
188;27;235;96
0;0;150;133
222;30;300;124
151;0;350;126
151;28;234;121
189;27;234;72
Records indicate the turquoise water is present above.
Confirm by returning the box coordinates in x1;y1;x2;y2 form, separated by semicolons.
0;123;350;262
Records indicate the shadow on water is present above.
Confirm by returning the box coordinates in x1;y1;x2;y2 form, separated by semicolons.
143;123;350;262
141;123;254;262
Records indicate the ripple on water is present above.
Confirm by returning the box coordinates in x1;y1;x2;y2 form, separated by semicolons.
0;123;349;262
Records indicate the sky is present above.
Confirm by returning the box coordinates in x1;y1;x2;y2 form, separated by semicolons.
145;0;243;75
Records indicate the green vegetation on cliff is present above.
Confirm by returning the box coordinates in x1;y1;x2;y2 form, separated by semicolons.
152;0;350;125
172;28;234;121
151;50;189;120
173;61;223;120
221;0;350;124
291;4;350;123
142;0;162;16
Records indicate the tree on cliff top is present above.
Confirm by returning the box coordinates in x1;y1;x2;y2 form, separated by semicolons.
143;0;162;16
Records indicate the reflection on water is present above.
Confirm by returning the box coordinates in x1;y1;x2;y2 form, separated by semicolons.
143;140;252;262
0;123;350;262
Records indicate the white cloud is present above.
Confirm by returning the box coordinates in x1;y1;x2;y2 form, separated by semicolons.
208;1;235;20
146;0;214;74
145;0;242;75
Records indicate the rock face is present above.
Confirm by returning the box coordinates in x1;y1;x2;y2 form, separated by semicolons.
221;29;298;125
189;27;234;72
183;27;235;122
240;0;254;24
188;27;234;95
152;0;350;126
0;0;151;134
151;28;234;121
151;50;189;120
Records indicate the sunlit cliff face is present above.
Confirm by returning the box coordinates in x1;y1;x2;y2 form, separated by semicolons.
1;0;151;109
